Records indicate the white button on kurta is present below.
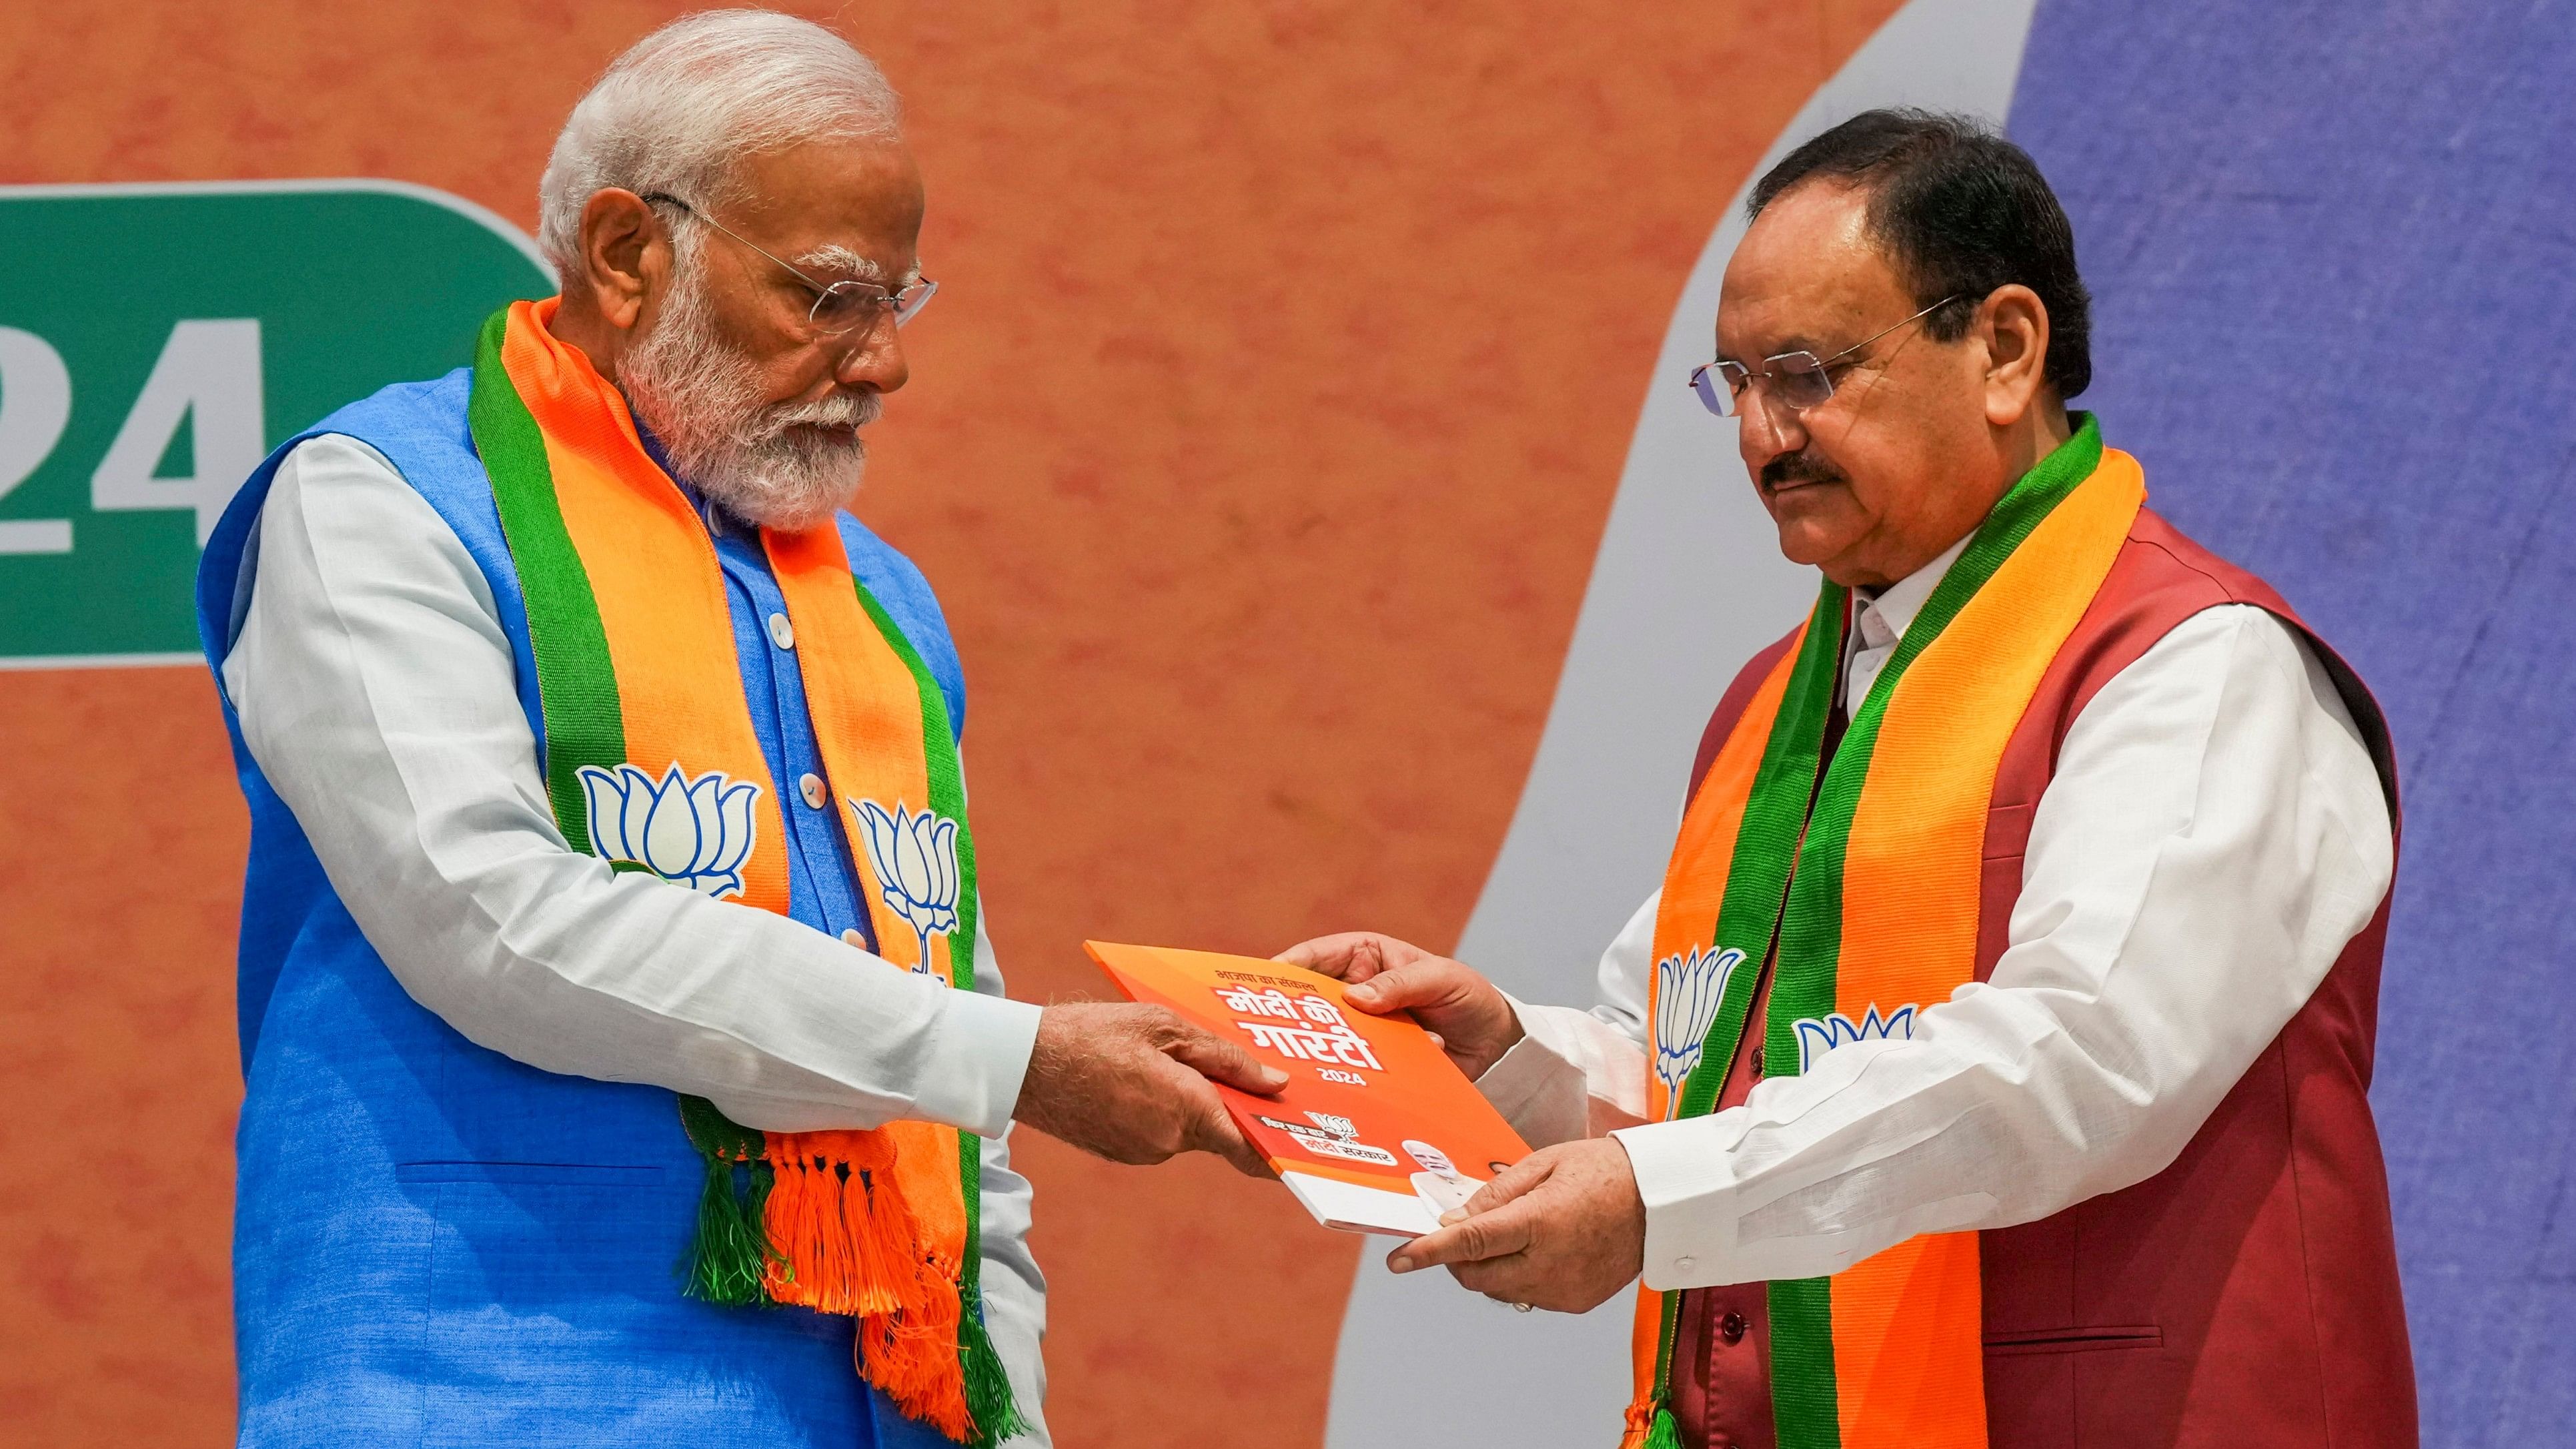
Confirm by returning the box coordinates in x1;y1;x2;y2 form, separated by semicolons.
798;773;826;809
766;611;794;650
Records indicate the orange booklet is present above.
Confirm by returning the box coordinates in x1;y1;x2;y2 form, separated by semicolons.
1084;940;1531;1238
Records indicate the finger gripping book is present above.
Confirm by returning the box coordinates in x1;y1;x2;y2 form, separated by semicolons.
1085;941;1533;1238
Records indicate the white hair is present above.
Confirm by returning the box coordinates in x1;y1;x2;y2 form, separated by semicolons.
537;9;902;280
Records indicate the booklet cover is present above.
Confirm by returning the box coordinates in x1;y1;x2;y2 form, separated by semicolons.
1085;940;1532;1238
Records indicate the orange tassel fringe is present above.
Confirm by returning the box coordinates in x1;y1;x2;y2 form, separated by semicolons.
758;1131;972;1438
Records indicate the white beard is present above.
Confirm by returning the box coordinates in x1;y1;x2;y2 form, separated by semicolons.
618;263;880;532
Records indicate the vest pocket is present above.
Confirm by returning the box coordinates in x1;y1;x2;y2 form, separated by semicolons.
1974;802;2036;973
396;1160;666;1186
1983;1324;2163;1356
1982;801;2037;859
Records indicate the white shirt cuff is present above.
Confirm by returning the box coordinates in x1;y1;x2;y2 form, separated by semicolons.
910;987;1045;1138
1612;1113;1746;1290
1473;994;1594;1148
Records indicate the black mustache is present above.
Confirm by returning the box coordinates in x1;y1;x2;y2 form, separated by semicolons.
1761;453;1848;490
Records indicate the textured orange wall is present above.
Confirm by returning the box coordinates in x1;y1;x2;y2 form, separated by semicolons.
0;3;1900;1444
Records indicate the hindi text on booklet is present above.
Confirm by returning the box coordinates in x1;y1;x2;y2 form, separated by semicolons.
1085;941;1531;1237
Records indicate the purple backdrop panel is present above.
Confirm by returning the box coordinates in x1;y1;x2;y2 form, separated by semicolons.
2008;2;2576;1443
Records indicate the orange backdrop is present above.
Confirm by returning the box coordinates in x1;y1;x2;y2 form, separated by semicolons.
0;3;1898;1443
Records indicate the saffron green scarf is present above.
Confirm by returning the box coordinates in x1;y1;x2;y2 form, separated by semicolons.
1624;418;2141;1449
468;297;1024;1444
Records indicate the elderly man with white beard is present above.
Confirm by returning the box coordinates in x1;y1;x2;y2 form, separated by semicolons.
193;12;1283;1447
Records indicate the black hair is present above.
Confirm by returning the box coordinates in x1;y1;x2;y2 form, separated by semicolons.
1748;109;2091;398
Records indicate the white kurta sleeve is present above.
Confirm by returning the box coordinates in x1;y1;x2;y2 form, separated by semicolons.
1609;605;2393;1290
1475;891;1659;1146
220;433;1043;1137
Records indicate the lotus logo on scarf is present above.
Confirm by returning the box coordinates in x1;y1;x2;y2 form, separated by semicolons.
576;762;762;899
850;799;961;968
1654;945;1746;1114
1792;1003;1918;1073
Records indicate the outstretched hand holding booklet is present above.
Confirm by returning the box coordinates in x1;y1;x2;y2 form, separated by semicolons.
1085;941;1531;1238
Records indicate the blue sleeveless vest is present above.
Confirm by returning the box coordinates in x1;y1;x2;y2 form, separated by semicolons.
195;371;975;1448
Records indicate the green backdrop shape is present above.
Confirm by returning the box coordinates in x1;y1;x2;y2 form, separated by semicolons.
0;180;551;665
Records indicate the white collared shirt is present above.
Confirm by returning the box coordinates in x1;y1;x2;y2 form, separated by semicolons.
1475;540;2393;1291
1846;533;1969;714
221;435;1050;1440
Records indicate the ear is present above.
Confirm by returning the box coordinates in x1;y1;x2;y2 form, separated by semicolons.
1976;284;2053;428
575;189;670;334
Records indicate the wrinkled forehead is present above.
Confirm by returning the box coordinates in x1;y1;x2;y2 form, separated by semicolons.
1715;181;1910;360
728;137;926;282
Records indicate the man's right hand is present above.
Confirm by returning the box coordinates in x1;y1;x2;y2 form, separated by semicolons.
1273;933;1523;1079
1011;1001;1286;1177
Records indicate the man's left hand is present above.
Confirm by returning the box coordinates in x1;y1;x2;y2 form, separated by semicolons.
1385;1137;1646;1313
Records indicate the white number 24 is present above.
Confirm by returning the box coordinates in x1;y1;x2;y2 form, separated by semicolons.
0;318;264;556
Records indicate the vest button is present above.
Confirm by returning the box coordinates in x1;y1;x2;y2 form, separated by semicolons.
1750;1046;1765;1077
840;929;866;948
799;773;826;809
1719;1310;1749;1345
766;612;795;650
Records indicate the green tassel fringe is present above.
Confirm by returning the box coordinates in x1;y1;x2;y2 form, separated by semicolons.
677;1095;778;1306
959;1290;1031;1446
681;1151;779;1306
1642;1407;1682;1449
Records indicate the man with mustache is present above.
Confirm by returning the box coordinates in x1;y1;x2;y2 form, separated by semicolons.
1286;111;2413;1448
195;13;1278;1446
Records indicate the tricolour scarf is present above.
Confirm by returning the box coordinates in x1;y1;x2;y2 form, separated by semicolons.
1623;417;2140;1449
468;298;1023;1445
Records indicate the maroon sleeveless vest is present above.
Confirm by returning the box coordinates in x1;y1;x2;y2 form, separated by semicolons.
1664;509;2415;1448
